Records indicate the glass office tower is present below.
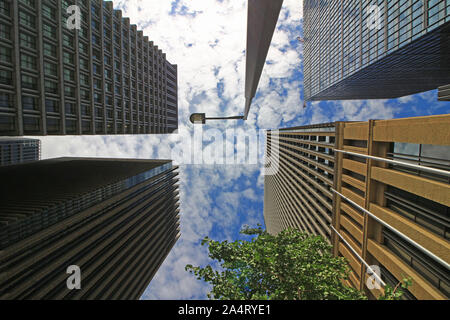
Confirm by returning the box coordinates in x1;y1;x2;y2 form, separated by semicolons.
303;0;450;100
0;137;40;166
264;114;450;300
0;0;178;136
0;158;180;300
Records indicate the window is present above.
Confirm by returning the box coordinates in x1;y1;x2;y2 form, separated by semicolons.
0;93;11;108
42;4;56;20
0;23;10;40
46;117;60;134
80;89;90;100
19;11;35;28
45;99;59;113
64;86;75;98
79;73;89;87
79;41;88;55
81;104;91;116
22;75;37;90
63;33;74;48
20;33;36;49
385;186;449;240
44;80;58;94
64;68;75;82
0;69;11;84
22;96;38;110
44;43;57;58
79;58;89;70
43;23;57;39
0;0;11;16
383;229;449;298
0;46;11;63
66;119;77;134
44;62;57;77
94;78;102;90
65;102;76;115
23;116;40;133
21;53;37;70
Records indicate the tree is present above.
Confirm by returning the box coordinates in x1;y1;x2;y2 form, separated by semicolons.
186;225;410;300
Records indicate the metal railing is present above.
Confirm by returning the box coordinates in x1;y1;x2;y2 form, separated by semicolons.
330;225;386;287
332;188;450;271
335;149;450;178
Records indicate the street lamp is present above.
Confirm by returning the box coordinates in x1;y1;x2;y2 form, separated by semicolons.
189;113;244;124
189;0;284;125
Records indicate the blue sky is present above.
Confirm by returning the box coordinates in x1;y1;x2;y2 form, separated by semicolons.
34;0;449;300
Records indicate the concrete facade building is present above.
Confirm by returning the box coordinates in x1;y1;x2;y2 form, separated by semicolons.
264;114;450;300
0;137;40;166
0;0;178;136
303;0;450;100
264;123;336;240
0;158;180;299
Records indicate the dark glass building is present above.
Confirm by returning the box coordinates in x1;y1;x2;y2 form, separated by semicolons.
303;0;450;100
0;158;180;299
0;0;178;136
0;137;40;166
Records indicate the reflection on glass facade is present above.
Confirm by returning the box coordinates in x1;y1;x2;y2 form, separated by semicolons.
304;0;450;100
390;142;450;183
0;138;40;166
0;0;178;136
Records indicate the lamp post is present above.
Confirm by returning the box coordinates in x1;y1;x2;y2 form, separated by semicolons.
189;113;244;124
189;0;284;125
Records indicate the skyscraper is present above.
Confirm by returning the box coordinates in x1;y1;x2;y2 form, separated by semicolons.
0;158;180;300
0;0;178;136
264;114;450;300
0;137;40;166
264;123;336;240
303;1;450;100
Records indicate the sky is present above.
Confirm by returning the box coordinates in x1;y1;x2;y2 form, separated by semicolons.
32;0;449;300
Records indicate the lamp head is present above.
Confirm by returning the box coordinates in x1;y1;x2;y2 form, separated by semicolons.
190;113;206;124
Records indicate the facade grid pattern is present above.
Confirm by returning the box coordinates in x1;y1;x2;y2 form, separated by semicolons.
303;0;450;100
0;0;178;136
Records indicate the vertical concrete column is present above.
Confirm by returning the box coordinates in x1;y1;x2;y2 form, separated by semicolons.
332;122;345;256
98;0;107;133
74;0;82;134
86;0;96;135
361;119;390;291
57;0;67;134
37;0;47;135
12;0;23;135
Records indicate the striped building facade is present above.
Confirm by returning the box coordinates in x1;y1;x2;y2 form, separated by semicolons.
0;158;180;299
0;137;40;166
0;0;178;136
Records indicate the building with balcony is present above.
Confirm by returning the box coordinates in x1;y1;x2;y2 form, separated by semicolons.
303;0;450;100
0;158;180;299
0;137;40;166
0;0;178;136
264;114;450;300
